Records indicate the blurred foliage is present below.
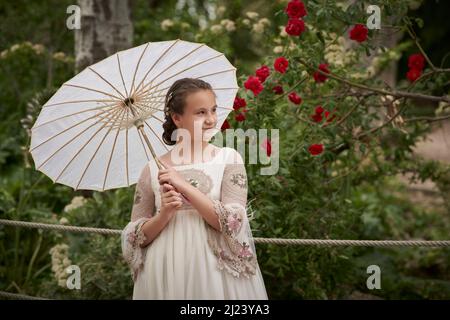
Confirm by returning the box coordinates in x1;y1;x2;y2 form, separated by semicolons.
1;0;449;300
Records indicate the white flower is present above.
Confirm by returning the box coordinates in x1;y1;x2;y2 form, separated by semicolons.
366;66;376;77
242;19;251;26
288;41;297;52
161;19;174;31
258;18;271;26
59;217;69;225
252;23;265;34
246;11;259;20
10;44;20;52
273;37;282;44
32;44;45;55
49;242;72;285
350;72;367;79
388;50;401;60
273;46;284;54
216;5;226;16
181;22;190;29
64;196;87;213
0;50;9;59
220;19;236;32
62;257;72;267
226;23;236;32
58;279;67;288
279;26;288;37
324;36;356;67
210;24;223;34
53;52;66;61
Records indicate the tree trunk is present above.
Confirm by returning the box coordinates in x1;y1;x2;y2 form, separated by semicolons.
74;0;133;197
75;0;133;73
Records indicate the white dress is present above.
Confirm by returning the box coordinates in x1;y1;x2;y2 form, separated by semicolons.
121;147;268;300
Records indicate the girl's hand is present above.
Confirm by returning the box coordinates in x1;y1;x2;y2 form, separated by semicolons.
157;160;188;191
159;183;183;220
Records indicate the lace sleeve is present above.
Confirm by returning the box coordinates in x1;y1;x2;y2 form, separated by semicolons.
121;163;155;282
206;149;258;279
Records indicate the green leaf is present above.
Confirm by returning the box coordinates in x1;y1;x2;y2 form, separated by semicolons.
415;18;424;28
316;31;325;45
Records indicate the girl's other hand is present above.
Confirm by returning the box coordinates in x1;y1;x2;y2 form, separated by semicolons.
159;183;183;220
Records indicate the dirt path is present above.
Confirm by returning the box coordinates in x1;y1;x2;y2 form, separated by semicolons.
395;119;449;207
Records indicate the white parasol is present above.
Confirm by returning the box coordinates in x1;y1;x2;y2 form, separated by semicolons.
29;39;238;191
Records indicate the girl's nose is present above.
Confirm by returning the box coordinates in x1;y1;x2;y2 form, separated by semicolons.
205;115;215;125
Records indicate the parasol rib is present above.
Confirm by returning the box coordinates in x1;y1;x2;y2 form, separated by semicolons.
54;108;123;184
30;105;119;153
32;102;120;131
130;42;150;95
88;67;127;100
134;43;205;97
43;99;118;109
63;83;122;100
75;108;127;190
133;39;181;97
139;53;225;96
116;54;129;98
102;109;128;191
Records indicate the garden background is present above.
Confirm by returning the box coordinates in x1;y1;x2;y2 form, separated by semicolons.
0;0;449;299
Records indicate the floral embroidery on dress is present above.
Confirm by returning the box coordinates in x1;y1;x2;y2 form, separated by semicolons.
207;200;257;279
121;163;155;282
177;168;214;210
122;218;150;281
230;173;247;189
226;213;242;233
203;155;260;279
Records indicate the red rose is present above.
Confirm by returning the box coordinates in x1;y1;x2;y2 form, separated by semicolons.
406;68;422;82
274;57;289;73
308;144;324;156
315;105;324;114
311;113;323;123
349;24;368;43
285;0;307;18
244;76;264;96
261;138;272;157
313;63;330;83
255;65;271;83
221;119;231;130
233;97;247;111
288;92;302;104
235;112;246;122
285;18;305;36
272;85;284;95
408;53;425;71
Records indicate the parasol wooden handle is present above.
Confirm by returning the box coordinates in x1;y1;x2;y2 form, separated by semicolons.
135;122;190;204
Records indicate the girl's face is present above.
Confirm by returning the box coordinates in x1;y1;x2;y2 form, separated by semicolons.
171;89;218;142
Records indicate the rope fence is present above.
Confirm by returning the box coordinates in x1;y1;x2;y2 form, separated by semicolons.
2;218;450;247
1;218;450;300
0;291;50;300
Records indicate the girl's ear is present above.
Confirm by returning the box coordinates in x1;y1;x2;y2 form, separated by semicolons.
171;112;181;128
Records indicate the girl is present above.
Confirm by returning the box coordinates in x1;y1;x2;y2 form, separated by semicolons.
121;78;268;299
